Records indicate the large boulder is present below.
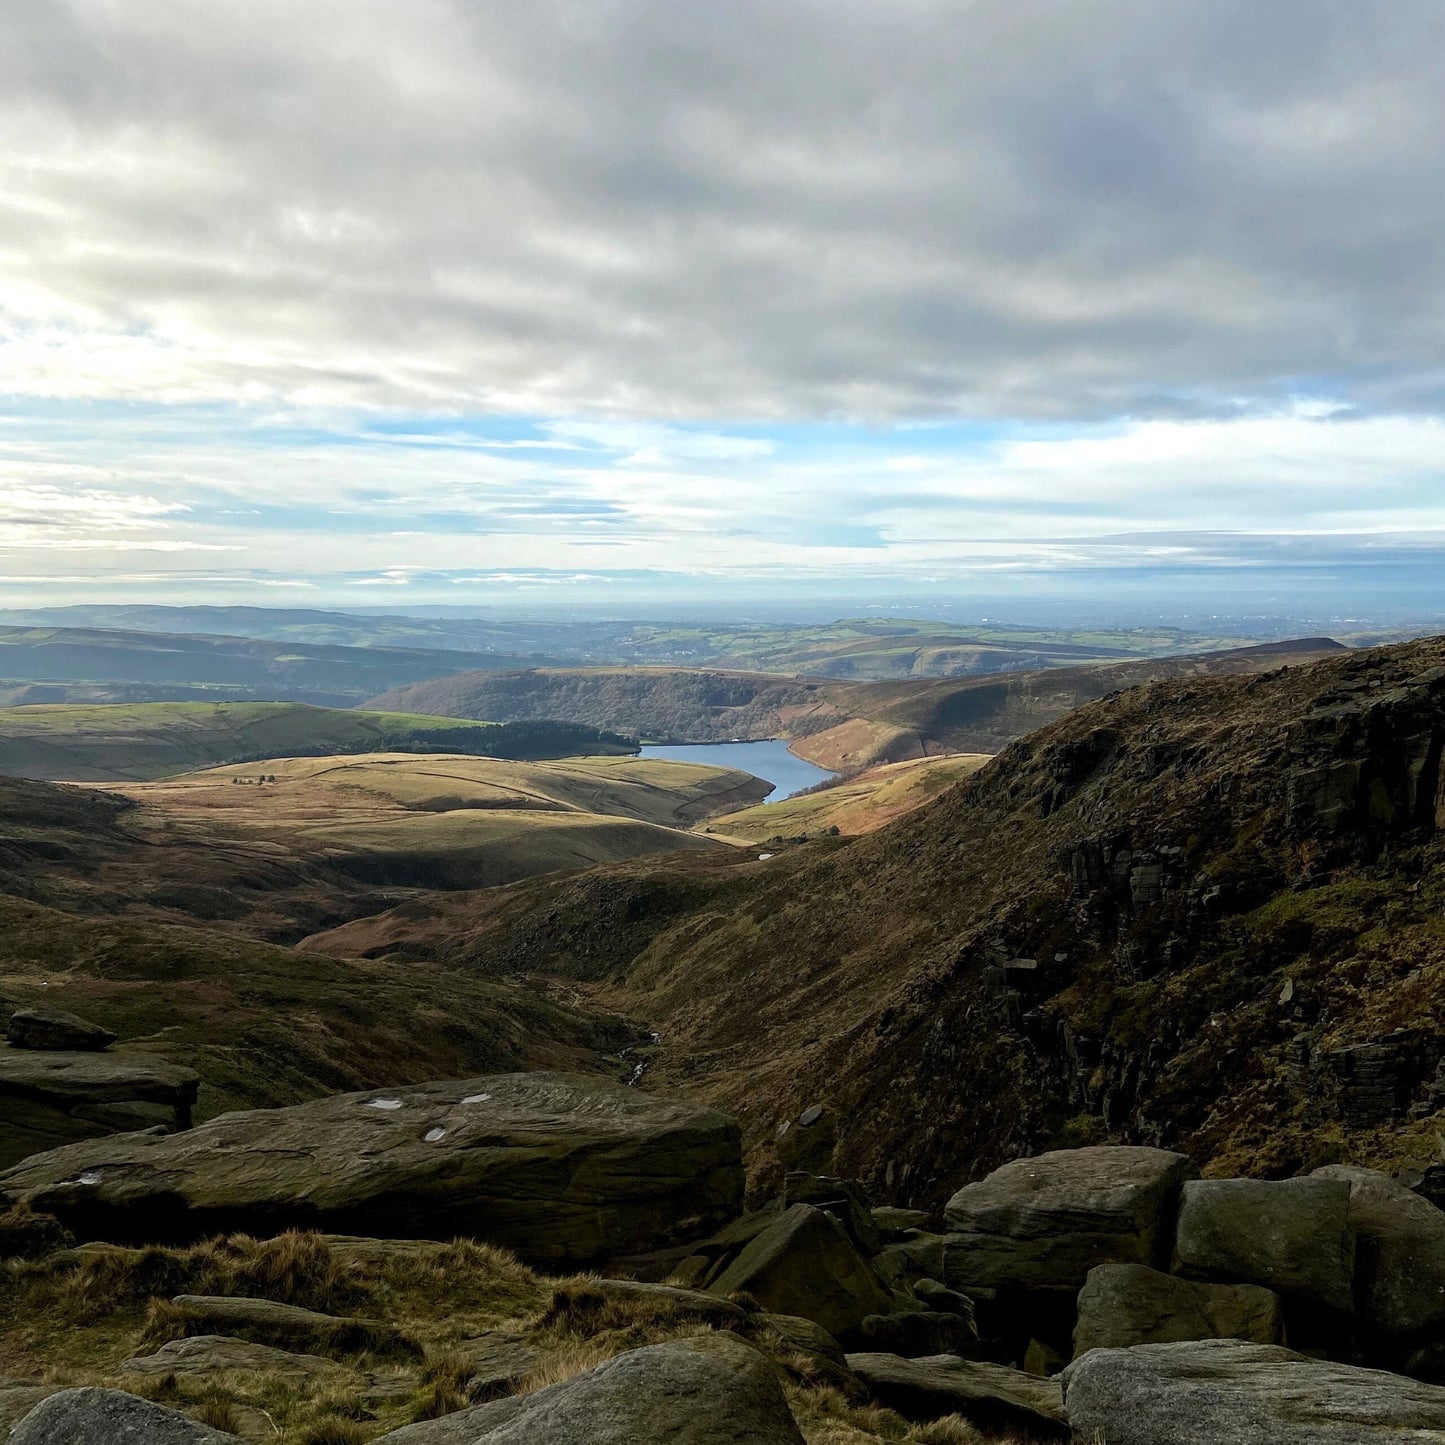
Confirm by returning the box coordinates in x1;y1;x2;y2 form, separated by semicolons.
1313;1164;1445;1342
6;1009;116;1052
1062;1338;1445;1443
942;1146;1198;1296
1172;1177;1355;1313
0;1072;743;1264
846;1352;1068;1438
1073;1262;1283;1356
707;1203;892;1338
0;1044;198;1170
9;1387;240;1444
373;1333;804;1445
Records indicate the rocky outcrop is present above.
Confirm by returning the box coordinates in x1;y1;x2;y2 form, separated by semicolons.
846;1352;1067;1438
373;1333;805;1445
9;1387;240;1445
5;1009;116;1052
0;1044;198;1170
1063;1339;1445;1444
1172;1177;1355;1314
707;1203;892;1338
0;1072;743;1264
1314;1165;1445;1353
1073;1262;1283;1355
942;1146;1198;1296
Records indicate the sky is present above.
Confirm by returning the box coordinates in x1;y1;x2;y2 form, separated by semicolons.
2;1;1444;619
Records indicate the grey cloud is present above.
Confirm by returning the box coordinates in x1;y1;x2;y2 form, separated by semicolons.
3;1;1444;419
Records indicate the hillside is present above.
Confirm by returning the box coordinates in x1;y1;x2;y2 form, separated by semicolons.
0;752;754;941
321;636;1445;1207
370;668;854;747
371;638;1347;773
702;753;991;844
0;623;561;706
0;701;633;783
0;894;629;1132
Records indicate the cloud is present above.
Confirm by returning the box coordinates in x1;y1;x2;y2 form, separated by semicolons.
3;1;1444;420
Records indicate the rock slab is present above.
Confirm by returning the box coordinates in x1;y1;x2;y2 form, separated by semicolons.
6;1009;116;1052
119;1335;349;1381
0;1072;743;1264
942;1145;1198;1294
846;1352;1068;1438
1073;1262;1283;1356
373;1333;805;1445
0;1043;198;1170
9;1387;240;1445
1063;1338;1445;1444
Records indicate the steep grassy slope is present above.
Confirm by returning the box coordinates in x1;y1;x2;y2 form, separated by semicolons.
0;623;560;705
0;895;628;1124
0;701;633;782
327;637;1445;1208
371;639;1346;772
370;668;851;746
701;753;991;843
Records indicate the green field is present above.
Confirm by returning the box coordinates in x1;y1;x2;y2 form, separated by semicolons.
0;702;633;782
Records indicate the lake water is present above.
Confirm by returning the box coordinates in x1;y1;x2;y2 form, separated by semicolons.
639;739;836;801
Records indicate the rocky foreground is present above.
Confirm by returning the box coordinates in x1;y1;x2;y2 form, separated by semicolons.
5;1070;1445;1442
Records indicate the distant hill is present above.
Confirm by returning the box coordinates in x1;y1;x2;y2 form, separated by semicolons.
370;639;1349;772
0;623;564;705
0;605;619;661
0;605;1270;680
0;701;634;782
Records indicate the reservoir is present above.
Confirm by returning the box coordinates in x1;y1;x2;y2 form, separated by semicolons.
638;739;837;801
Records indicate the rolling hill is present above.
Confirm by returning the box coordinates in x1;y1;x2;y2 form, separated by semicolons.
0;623;563;706
0;701;633;783
0;751;757;941
371;638;1348;773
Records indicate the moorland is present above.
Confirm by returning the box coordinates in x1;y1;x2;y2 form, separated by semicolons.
3;615;1445;1443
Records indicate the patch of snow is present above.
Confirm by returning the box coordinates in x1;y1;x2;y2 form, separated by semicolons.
424;1127;446;1142
77;1170;103;1185
364;1098;403;1110
757;852;774;860
460;1092;492;1105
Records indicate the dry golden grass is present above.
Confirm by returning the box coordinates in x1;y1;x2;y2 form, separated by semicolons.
512;1337;624;1397
5;1228;1047;1445
707;753;990;843
192;1393;243;1434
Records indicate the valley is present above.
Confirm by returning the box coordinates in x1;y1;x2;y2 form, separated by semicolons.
4;630;1445;1445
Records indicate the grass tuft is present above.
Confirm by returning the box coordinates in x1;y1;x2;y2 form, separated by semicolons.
192;1393;242;1434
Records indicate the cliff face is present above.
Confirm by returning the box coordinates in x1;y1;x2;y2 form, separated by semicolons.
393;638;1445;1206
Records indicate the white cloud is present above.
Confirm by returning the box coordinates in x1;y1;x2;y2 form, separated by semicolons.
2;1;1444;420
